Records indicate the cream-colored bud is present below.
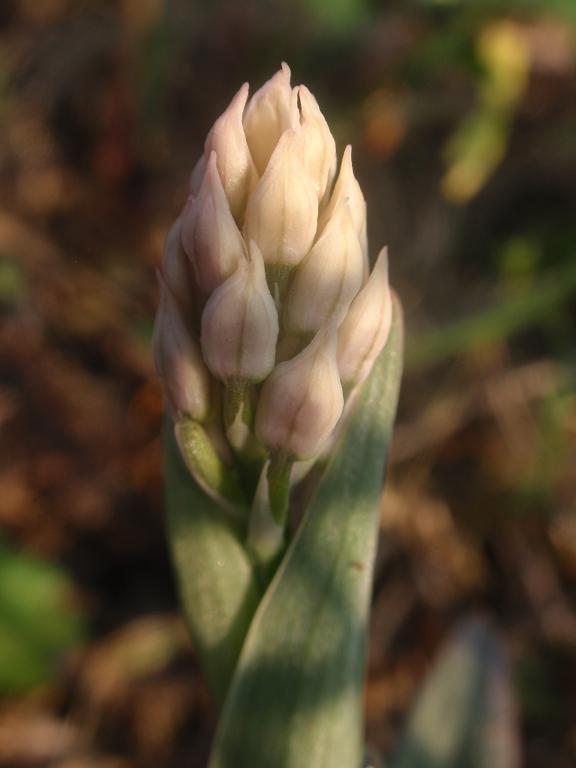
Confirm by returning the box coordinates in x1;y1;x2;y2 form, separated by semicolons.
204;83;257;220
337;247;392;386
319;145;368;260
295;85;337;201
255;328;344;459
244;129;318;269
153;276;210;422
284;199;364;334
243;62;293;175
201;241;279;382
181;151;246;295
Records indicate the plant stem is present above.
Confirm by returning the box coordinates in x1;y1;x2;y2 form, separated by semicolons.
223;379;252;452
267;452;293;527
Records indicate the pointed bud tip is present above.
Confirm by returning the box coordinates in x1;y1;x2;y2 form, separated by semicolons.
201;241;279;383
152;279;211;422
337;244;392;386
255;326;343;459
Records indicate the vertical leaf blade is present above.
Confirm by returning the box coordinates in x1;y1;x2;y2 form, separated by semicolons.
164;422;261;705
209;297;404;768
393;617;521;768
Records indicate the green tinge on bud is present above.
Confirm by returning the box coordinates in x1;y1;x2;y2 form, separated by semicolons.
153;276;211;422
319;145;368;262
255;328;344;460
296;85;337;202
244;129;318;270
181;151;246;295
204;83;257;221
284;199;364;334
337;247;392;387
201;241;279;383
243;62;293;175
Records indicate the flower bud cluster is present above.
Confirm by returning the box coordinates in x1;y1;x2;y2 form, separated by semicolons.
153;65;392;467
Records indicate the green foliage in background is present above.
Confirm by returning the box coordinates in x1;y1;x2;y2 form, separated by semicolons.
394;618;519;768
0;540;84;694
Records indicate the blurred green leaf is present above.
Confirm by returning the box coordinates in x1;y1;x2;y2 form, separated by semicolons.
208;298;403;768
393;617;520;768
416;0;576;25
0;257;27;306
498;236;540;282
302;0;367;31
443;20;529;203
0;541;83;694
407;260;576;369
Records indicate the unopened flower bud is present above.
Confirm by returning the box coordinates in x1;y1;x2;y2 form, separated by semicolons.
284;199;364;334
201;241;279;383
295;85;337;201
189;155;206;195
244;129;318;269
153;276;210;421
181;151;246;295
244;63;293;175
204;83;257;220
162;218;193;314
319;145;368;260
337;248;392;386
155;65;397;474
255;328;344;459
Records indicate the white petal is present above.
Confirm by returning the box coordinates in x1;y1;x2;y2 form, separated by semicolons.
153;275;211;421
285;199;364;333
319;145;367;261
181;151;246;295
255;328;344;459
201;241;279;382
204;82;257;220
244;129;318;269
295;85;337;201
243;63;293;175
337;247;392;386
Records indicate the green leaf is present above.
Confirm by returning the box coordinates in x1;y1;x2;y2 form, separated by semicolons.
393;617;520;768
0;540;83;694
164;421;261;706
208;296;404;768
407;260;576;370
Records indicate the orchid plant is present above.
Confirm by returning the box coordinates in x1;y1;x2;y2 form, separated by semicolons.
154;63;403;768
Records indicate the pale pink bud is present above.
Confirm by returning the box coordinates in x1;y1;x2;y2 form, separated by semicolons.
181;151;246;295
319;145;368;260
204;83;257;221
244;129;318;269
337;248;392;386
255;328;344;459
295;85;337;201
189;155;206;195
201;241;279;382
284;199;364;334
153;276;211;422
243;63;293;175
162;217;193;314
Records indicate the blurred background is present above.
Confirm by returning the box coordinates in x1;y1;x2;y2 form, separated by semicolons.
0;0;575;766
